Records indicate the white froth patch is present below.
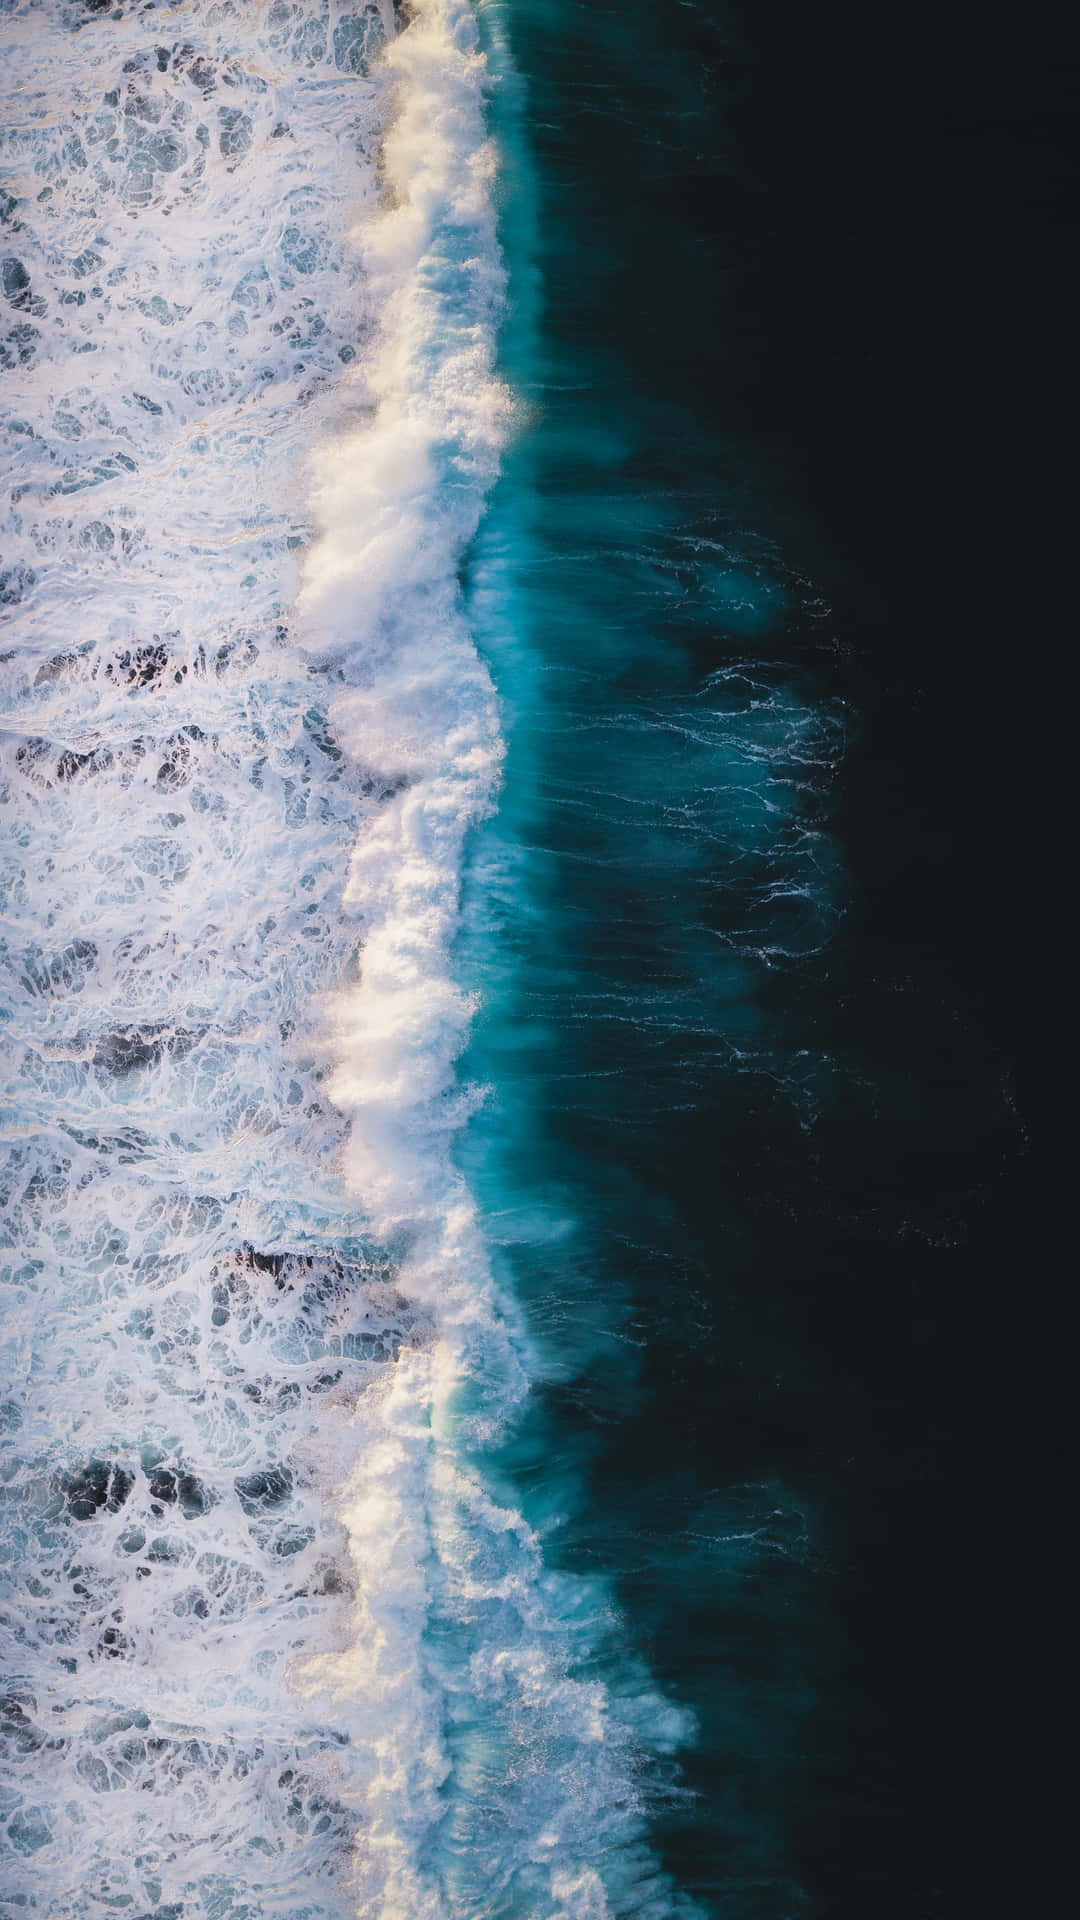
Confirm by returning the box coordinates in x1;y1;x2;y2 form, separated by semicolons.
1;4;398;1916
293;7;702;1918
2;1;701;1914
296;0;509;1261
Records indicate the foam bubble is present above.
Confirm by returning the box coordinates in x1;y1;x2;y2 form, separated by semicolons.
2;5;397;1913
2;2;702;1913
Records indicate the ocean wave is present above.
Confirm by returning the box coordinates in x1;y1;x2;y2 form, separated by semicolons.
1;2;699;1914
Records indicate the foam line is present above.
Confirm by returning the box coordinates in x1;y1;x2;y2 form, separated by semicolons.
0;3;700;1912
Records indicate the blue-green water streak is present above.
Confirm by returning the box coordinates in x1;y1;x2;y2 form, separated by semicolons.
452;4;847;1910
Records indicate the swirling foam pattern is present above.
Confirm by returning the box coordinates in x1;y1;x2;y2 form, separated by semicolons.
1;3;698;1916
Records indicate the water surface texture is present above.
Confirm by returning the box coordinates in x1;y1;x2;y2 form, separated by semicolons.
0;3;705;1914
3;1;1068;1917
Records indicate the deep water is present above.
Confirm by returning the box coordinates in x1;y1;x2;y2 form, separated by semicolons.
459;2;1074;1915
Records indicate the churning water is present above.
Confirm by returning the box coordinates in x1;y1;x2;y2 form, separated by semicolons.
2;3;847;1916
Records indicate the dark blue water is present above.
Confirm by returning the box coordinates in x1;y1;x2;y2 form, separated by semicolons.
460;1;1073;1913
1;0;1069;1910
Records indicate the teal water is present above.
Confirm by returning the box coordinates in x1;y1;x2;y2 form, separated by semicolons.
453;4;847;1910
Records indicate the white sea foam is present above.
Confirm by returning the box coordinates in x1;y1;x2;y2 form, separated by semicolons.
293;7;699;1915
1;5;405;1913
1;2;698;1914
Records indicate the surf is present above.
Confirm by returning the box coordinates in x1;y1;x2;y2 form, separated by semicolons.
1;3;700;1914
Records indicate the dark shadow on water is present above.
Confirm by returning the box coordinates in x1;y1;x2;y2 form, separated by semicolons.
458;0;1072;1912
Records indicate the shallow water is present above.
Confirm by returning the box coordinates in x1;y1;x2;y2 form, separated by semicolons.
1;4;711;1914
3;1;1065;1915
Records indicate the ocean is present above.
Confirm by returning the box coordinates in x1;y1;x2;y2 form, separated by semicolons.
1;1;1070;1916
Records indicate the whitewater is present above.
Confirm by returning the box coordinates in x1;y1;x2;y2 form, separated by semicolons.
0;3;696;1915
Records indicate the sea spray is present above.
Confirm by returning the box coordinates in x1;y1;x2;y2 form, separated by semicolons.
1;5;405;1914
291;8;516;1898
296;0;511;1278
1;1;702;1914
293;4;703;1914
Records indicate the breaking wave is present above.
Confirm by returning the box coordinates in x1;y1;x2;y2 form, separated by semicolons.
1;3;698;1915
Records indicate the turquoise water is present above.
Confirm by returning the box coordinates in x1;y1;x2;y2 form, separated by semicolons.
451;4;847;1910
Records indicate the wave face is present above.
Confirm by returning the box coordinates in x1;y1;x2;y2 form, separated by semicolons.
1;3;698;1915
